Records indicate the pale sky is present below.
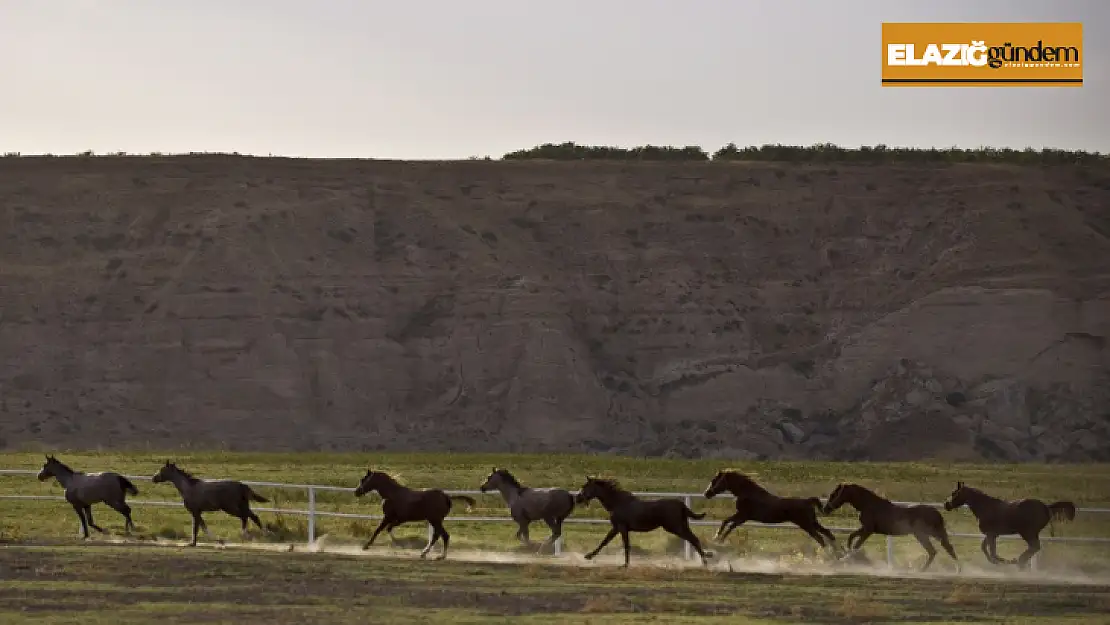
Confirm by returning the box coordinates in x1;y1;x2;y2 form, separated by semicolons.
1;0;1106;159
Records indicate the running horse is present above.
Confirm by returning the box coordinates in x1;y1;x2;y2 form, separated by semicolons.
823;482;960;571
703;469;840;554
354;469;477;560
575;476;713;568
944;481;1076;569
479;467;576;553
151;461;268;546
37;455;139;538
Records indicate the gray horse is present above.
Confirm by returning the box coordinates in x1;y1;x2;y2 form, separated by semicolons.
37;454;139;538
151;461;268;546
480;467;576;553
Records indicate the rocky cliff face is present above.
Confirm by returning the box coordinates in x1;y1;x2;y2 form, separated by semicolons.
2;156;1108;461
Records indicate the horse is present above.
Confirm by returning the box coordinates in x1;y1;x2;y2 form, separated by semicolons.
703;469;840;554
823;482;959;571
354;469;477;560
944;481;1076;569
574;476;713;568
151;461;268;547
480;467;576;553
36;454;139;539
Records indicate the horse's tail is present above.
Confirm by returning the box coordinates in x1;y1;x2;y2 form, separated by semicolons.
450;495;477;511
1049;501;1077;522
1047;501;1076;537
118;476;139;496
684;504;706;520
245;485;269;503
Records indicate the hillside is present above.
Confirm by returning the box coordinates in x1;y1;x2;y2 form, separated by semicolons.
1;155;1109;462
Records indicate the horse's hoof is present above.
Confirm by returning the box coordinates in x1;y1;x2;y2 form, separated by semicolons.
436;554;447;561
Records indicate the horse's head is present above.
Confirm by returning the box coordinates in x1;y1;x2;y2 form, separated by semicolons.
944;481;968;511
151;460;176;484
704;470;729;499
822;483;849;514
575;476;604;505
37;454;59;481
354;469;382;497
479;467;505;493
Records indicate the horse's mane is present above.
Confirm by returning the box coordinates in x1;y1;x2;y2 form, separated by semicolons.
46;457;76;474
720;470;767;493
959;483;1002;503
493;469;523;490
368;470;402;485
167;463;200;484
589;477;625;492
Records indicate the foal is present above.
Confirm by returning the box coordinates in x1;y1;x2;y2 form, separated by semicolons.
823;483;959;571
575;476;713;568
944;481;1076;569
354;469;477;560
37;455;138;538
704;470;839;553
480;467;575;553
152;461;268;546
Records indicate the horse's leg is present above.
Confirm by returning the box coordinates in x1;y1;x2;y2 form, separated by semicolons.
716;514;746;542
1015;531;1041;570
798;521;831;551
248;510;263;531
112;500;136;534
845;529;863;551
363;517;391;550
584;526;619;561
673;524;712;566
434;521;450;561
190;512;203;547
816;521;841;555
913;533;937;571
83;506;106;533
849;529;873;553
537;517;561;554
987;534;1012;565
619;527;632;568
936;531;960;572
71;503;90;539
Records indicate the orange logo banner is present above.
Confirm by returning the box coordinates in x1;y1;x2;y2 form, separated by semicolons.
881;22;1083;87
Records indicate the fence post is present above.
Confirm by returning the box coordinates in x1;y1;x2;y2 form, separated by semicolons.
684;496;693;561
307;486;316;544
885;536;894;568
554;535;562;556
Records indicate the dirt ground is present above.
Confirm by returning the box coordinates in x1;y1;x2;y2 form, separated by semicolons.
2;156;1109;461
2;542;1109;624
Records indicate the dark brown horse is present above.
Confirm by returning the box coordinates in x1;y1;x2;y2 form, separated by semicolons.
151;461;268;547
823;483;959;571
37;455;139;538
354;469;477;560
704;470;839;553
575;476;713;567
944;481;1076;569
480;467;576;553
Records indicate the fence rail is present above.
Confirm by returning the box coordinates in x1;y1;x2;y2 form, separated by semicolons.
4;469;1109;568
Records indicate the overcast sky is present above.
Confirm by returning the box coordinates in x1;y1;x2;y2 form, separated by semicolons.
1;0;1105;159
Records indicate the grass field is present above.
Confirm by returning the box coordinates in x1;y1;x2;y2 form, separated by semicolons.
3;451;1109;573
2;543;1110;624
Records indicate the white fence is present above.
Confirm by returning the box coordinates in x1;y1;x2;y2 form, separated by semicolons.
3;468;1109;568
